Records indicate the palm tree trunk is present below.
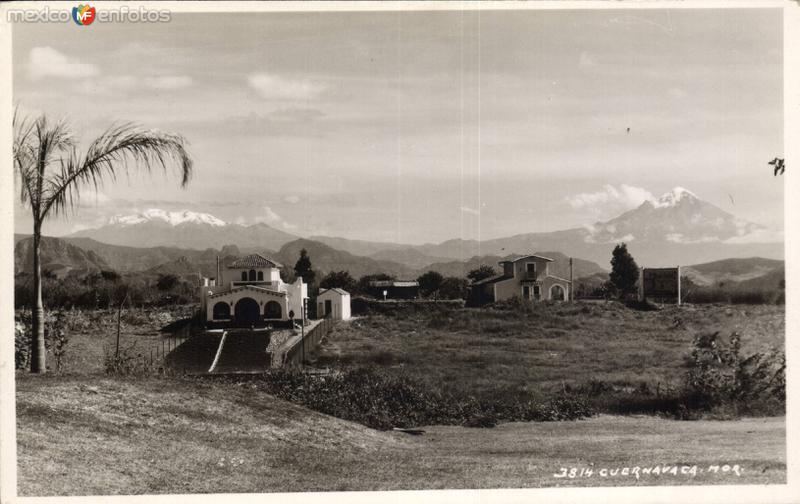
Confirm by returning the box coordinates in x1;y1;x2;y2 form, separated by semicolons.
30;225;46;374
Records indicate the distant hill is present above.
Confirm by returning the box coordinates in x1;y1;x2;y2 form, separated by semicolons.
271;239;415;279
682;257;785;287
368;248;451;270
62;237;224;272
14;236;109;278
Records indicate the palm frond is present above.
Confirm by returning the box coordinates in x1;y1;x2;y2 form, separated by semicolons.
41;122;193;218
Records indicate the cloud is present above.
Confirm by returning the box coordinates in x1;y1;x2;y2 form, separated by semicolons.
567;184;655;215
283;195;301;204
29;47;99;80
144;76;194;90
250;206;298;231
723;228;784;244
247;73;326;100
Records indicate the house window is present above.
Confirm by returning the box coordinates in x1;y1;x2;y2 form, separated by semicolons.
257;271;264;281
248;269;256;281
526;263;536;278
241;271;247;281
533;285;541;300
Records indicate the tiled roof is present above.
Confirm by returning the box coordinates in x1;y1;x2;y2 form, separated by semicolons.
227;254;282;269
500;254;555;264
470;274;511;286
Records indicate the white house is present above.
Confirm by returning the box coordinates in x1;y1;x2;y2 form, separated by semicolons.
317;288;351;320
199;254;308;327
468;255;571;305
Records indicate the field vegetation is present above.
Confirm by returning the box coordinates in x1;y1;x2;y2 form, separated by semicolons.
16;374;786;495
310;300;785;420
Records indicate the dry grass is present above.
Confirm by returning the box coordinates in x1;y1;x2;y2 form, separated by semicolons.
312;302;785;396
16;374;785;495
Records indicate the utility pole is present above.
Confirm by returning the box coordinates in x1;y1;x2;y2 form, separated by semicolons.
301;297;307;368
569;257;574;301
677;265;682;306
115;292;129;360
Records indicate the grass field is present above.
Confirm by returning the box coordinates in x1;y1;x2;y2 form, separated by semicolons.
15;301;786;495
16;374;786;495
15;306;195;374
312;302;785;397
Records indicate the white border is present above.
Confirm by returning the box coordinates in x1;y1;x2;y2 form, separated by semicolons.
0;1;797;503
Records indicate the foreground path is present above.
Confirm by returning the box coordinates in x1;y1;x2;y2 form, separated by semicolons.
16;374;785;496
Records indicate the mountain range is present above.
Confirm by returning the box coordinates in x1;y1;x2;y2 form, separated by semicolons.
14;187;784;290
62;187;782;268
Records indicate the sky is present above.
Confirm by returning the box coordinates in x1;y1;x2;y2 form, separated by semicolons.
12;7;784;245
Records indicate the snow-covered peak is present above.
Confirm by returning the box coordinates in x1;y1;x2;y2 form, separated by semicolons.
108;209;227;227
654;187;698;208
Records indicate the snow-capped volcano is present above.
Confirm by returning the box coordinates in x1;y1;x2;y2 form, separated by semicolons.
586;187;762;244
108;209;227;227
69;208;297;250
653;186;698;208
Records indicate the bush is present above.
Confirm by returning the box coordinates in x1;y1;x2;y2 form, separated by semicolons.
684;331;785;415
104;342;158;376
200;367;594;430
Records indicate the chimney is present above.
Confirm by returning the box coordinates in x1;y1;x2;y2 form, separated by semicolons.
216;255;221;287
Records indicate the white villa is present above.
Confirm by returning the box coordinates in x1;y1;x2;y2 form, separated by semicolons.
199;254;308;327
468;254;572;306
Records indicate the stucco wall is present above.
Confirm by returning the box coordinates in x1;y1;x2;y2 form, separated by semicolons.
206;286;289;322
492;258;569;302
317;291;351;320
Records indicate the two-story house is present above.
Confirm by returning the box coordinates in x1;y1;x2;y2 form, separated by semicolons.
199;253;308;327
468;255;571;306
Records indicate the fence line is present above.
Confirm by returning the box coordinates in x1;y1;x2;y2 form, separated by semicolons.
281;316;335;368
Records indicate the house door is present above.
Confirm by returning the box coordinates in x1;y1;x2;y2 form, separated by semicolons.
324;299;332;317
522;285;531;300
234;297;260;326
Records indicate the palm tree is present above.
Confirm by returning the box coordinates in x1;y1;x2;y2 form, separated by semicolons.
13;111;193;373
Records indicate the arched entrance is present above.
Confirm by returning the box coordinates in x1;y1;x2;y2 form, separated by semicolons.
550;284;566;301
212;301;231;320
264;301;282;320
234;297;261;325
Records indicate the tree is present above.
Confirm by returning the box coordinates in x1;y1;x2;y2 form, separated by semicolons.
609;243;639;298
417;270;444;299
467;265;497;283
293;248;316;286
14;111;192;373
320;270;356;292
439;276;468;300
156;273;180;291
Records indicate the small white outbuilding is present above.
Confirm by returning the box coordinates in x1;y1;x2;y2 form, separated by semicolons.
317;288;351;320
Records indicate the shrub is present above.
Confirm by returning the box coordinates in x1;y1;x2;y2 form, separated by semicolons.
684;331;785;415
15;313;30;370
200;367;594;430
104;342;158;376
